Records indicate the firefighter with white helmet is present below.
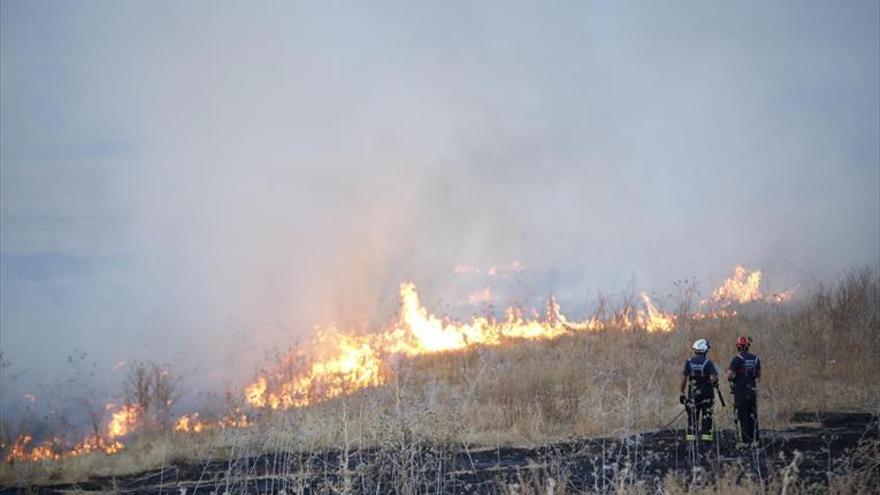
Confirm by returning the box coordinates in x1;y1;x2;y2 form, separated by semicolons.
679;338;719;441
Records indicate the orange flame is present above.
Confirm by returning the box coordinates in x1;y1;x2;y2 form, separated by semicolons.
5;266;793;464
174;411;249;433
244;328;385;409
703;265;796;312
69;435;125;456
244;282;672;410
106;404;141;439
3;436;61;463
3;403;141;463
4;432;125;463
639;292;675;332
710;265;763;304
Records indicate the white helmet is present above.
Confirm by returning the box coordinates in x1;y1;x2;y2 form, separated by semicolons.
692;339;710;353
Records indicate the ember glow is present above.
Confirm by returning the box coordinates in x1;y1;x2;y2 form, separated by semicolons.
69;436;124;457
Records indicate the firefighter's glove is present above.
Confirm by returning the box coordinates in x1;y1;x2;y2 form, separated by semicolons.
679;394;686;405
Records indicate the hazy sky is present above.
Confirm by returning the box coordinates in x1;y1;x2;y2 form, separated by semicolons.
2;2;878;396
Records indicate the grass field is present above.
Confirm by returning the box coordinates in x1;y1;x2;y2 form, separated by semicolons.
1;267;878;492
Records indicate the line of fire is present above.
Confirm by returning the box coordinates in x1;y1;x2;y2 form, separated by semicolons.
3;265;792;463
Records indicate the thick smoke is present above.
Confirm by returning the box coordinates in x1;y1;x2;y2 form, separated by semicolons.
1;2;878;407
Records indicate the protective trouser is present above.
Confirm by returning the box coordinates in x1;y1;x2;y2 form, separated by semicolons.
734;393;759;445
685;396;714;441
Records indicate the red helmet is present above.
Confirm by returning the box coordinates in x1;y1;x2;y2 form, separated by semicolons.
736;335;751;349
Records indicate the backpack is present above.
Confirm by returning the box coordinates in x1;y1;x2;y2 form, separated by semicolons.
739;353;759;379
689;357;712;378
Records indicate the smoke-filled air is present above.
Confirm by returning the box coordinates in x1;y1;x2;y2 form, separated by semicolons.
1;2;878;493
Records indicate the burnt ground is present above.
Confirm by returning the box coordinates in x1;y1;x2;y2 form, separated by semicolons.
2;412;877;494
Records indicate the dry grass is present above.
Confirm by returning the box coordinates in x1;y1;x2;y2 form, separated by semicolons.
2;268;878;491
498;439;880;494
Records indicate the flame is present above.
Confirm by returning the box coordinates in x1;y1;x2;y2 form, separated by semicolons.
4;432;125;463
4;403;143;463
639;292;675;332
703;265;796;311
3;436;61;463
244;282;671;410
245;377;269;408
709;265;763;304
218;413;250;429
245;328;385;409
5;436;32;461
27;440;62;461
5;265;793;464
174;413;205;433
106;404;141;438
174;411;249;433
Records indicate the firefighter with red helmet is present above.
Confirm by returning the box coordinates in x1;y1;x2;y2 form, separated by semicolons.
679;339;718;441
727;335;761;446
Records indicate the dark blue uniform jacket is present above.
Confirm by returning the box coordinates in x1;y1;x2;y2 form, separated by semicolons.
683;355;717;399
729;351;761;397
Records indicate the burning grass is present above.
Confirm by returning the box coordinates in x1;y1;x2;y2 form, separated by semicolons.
1;266;878;490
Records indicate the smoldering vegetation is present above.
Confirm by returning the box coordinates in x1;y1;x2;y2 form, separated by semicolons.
0;267;877;493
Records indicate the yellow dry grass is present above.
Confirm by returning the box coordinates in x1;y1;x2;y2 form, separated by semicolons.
2;268;878;489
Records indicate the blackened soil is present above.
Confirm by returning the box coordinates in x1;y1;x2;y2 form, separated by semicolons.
3;412;877;494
